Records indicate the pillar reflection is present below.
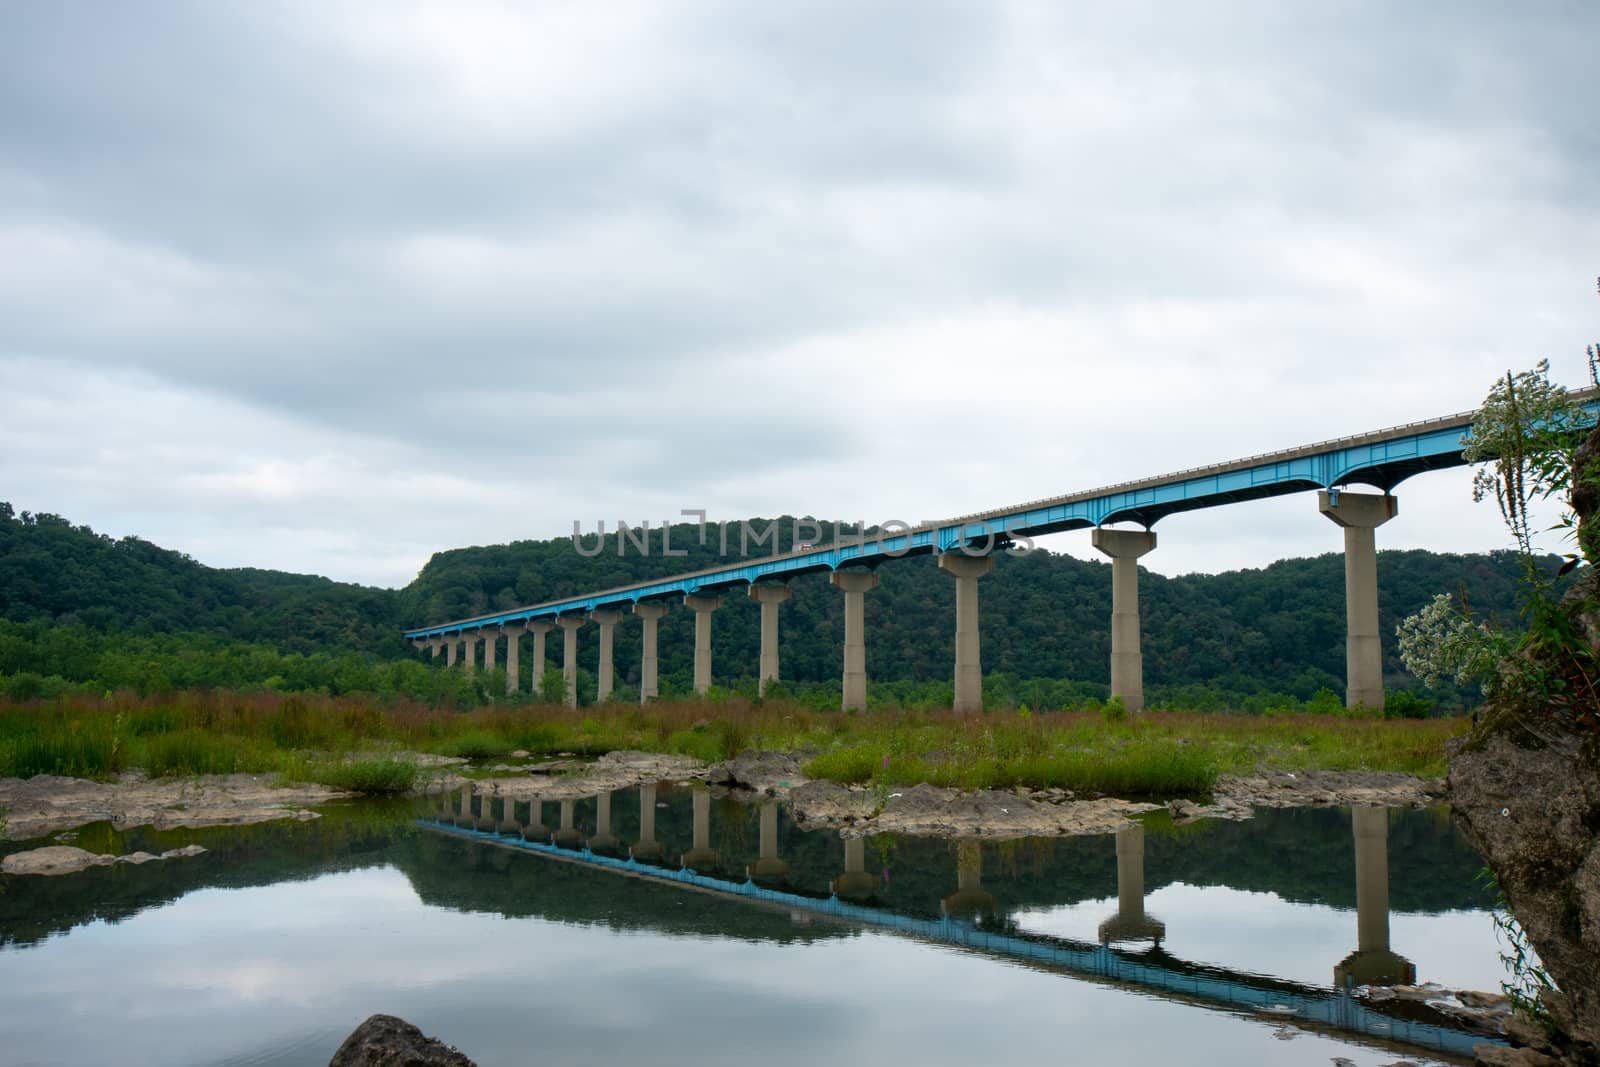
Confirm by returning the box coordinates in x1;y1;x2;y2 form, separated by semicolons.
830;834;881;899
588;791;621;853
552;798;583;848
522;799;550;843
746;800;790;882
680;789;721;870
1097;824;1165;946
940;839;996;917
631;785;664;861
1334;805;1416;987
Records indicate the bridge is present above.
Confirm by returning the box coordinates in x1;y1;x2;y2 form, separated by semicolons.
404;391;1597;713
420;785;1493;1061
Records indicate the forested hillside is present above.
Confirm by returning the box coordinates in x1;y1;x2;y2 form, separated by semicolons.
0;505;1549;709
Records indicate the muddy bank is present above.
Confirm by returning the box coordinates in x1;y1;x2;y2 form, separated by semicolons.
786;780;1160;838
0;773;345;840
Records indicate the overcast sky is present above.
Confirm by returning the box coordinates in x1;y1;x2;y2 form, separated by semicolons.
2;1;1596;589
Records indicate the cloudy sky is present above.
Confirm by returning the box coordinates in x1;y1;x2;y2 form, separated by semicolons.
2;1;1596;589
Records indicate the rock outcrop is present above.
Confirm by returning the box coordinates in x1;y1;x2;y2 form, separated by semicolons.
1450;733;1600;1064
328;1014;475;1067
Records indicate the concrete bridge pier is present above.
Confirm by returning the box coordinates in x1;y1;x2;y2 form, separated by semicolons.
1334;805;1415;987
526;621;552;699
588;791;620;852
500;623;522;693
631;784;664;860
831;569;879;712
553;799;583;847
522;799;550;842
444;637;457;668
831;834;881;899
558;616;586;708
633;602;668;703
1098;824;1165;945
452;784;474;828
1318;490;1398;711
747;584;791;697
680;790;721;870
591;610;623;702
685;595;722;695
465;631;482;675
1092;528;1157;713
747;800;791;882
941;838;997;917
939;554;994;713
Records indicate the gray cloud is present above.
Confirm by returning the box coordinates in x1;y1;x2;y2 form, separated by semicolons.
1;1;1596;585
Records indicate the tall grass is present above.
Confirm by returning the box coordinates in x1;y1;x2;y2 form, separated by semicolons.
0;688;1467;798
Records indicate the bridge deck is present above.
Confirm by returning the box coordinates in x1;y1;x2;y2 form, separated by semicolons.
406;392;1597;639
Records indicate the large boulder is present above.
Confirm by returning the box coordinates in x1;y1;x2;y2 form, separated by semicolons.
1449;733;1600;1064
328;1014;476;1067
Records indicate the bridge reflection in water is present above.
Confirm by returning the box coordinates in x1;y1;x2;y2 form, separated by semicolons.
424;785;1465;1059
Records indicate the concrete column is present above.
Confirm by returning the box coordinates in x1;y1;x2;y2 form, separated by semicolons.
527;621;552;699
453;784;471;827
522;799;549;842
1319;490;1398;711
633;602;668;703
589;791;619;852
1092;528;1157;713
589;610;622;702
501;623;522;694
1098;824;1165;944
747;584;792;697
830;570;879;711
430;638;444;661
939;554;994;713
463;632;480;675
558;616;585;708
941;838;996;916
684;594;722;695
831;833;881;898
553;798;581;847
444;637;457;668
1335;805;1415;987
498;793;520;835
632;784;663;860
747;800;791;881
681;789;720;870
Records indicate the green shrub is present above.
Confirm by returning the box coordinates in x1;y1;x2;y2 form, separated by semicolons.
434;729;511;760
301;757;418;795
1386;689;1437;720
1101;695;1129;723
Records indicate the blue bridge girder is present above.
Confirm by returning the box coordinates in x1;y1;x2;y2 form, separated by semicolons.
404;392;1598;641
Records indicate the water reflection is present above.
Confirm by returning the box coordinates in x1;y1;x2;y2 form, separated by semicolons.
0;785;1502;1066
1334;805;1417;988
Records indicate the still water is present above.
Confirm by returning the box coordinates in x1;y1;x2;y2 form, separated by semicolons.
0;785;1504;1067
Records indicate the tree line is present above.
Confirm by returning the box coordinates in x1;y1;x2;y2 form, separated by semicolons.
1;504;1548;711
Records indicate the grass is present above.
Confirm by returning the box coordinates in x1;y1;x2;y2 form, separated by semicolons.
0;688;1469;799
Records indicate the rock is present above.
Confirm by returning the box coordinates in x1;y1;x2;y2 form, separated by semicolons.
787;781;877;827
510;750;530;758
328;1014;475;1066
2;846;117;876
705;749;806;794
1472;1043;1561;1067
1216;770;1443;810
0;842;207;876
0;772;347;840
1450;731;1600;1060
